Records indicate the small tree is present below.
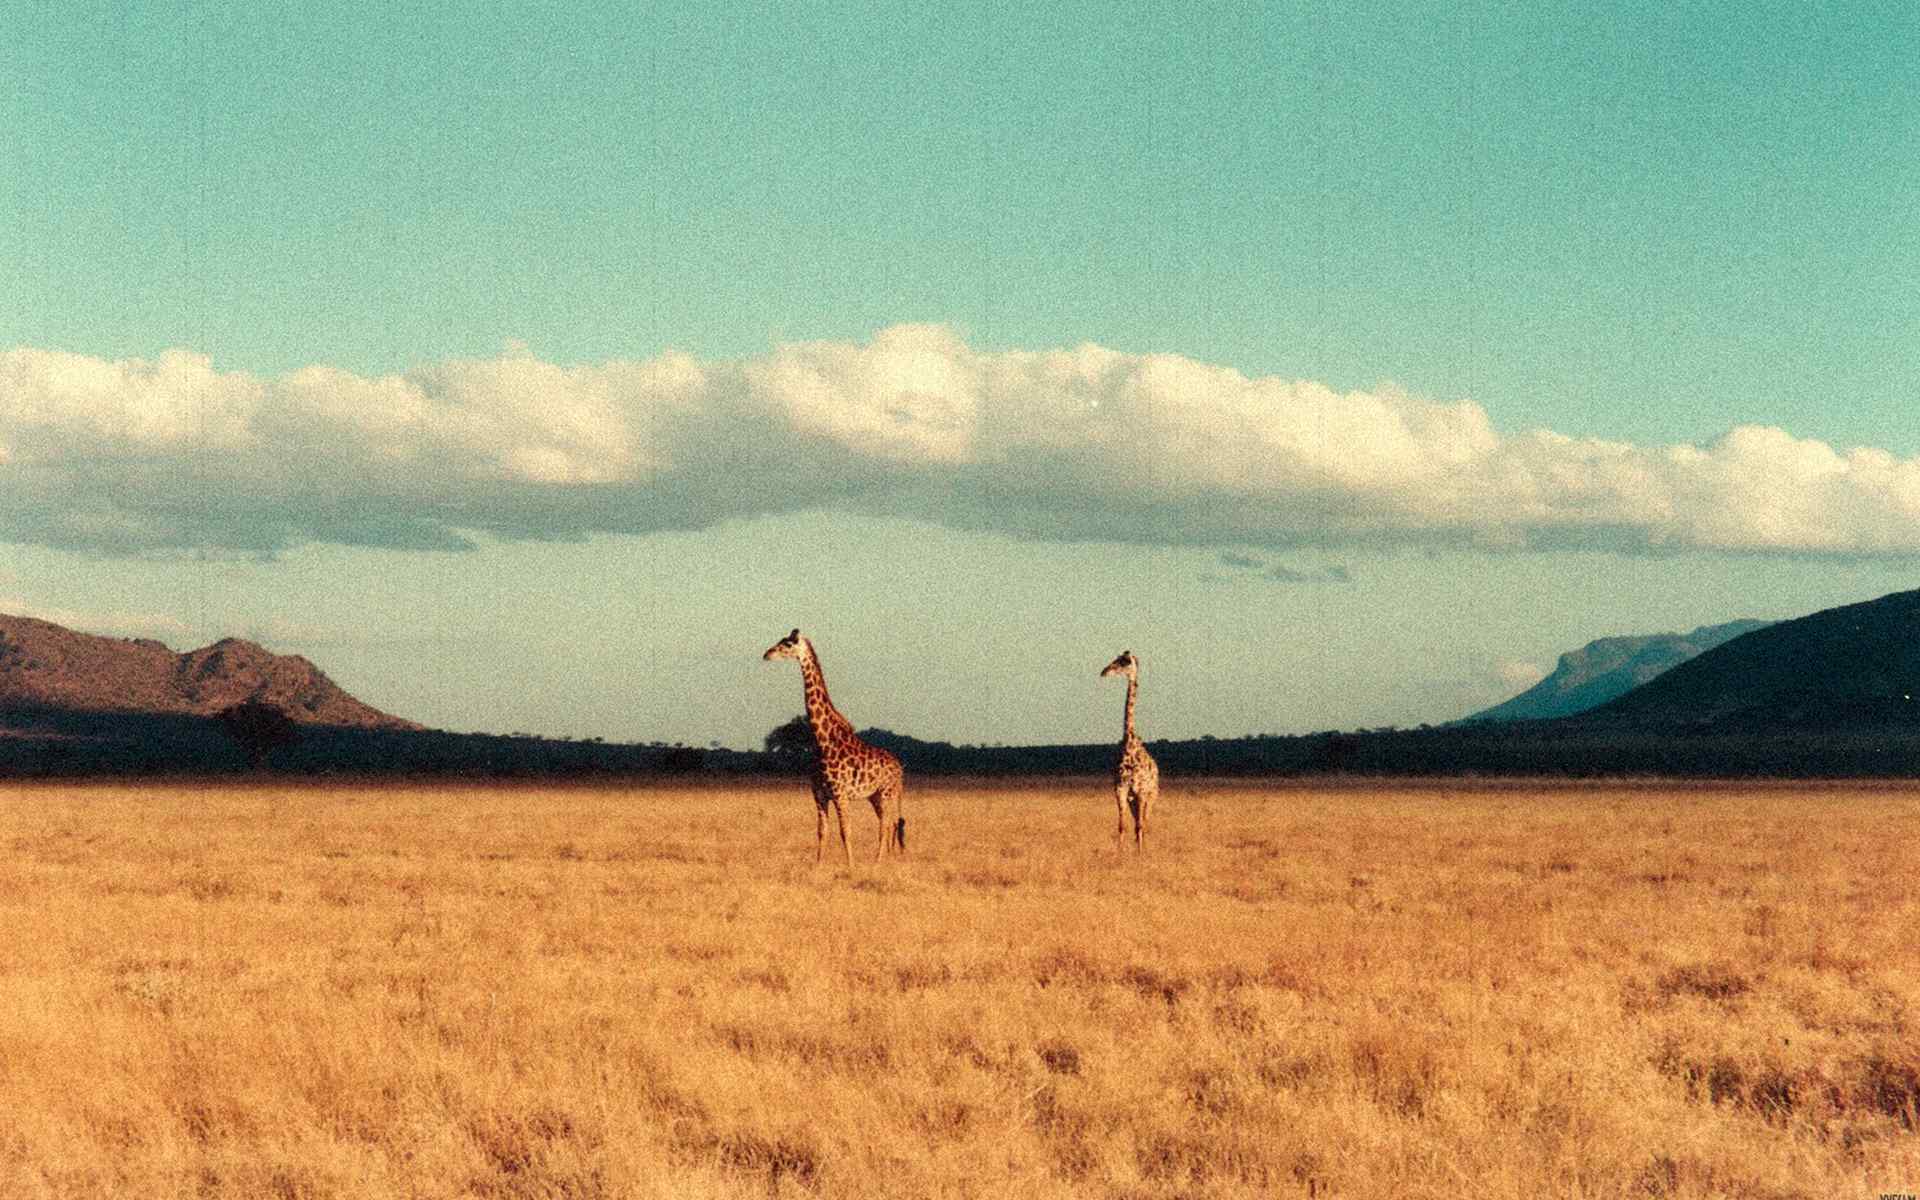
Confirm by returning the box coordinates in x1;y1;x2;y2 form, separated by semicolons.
764;714;815;771
218;700;301;772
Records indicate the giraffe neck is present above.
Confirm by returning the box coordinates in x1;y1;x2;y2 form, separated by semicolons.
797;643;851;749
1121;673;1139;745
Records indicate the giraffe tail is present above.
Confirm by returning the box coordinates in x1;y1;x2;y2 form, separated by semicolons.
894;816;907;852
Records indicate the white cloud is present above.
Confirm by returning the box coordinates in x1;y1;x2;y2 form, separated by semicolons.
3;328;1920;559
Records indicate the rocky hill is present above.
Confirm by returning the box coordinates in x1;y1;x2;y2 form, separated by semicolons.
1466;619;1771;723
1581;589;1920;729
0;614;417;729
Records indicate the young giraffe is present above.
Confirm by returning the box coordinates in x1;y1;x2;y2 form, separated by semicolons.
1101;650;1159;849
763;629;905;866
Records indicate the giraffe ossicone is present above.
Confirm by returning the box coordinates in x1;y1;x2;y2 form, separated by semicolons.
763;628;906;867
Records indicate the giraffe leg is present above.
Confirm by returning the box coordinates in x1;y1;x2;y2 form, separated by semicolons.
814;799;826;864
872;779;902;856
1138;788;1151;848
1114;784;1128;851
870;790;888;862
829;795;851;870
885;780;906;855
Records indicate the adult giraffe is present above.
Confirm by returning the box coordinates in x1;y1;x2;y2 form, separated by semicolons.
1101;650;1159;850
763;629;905;866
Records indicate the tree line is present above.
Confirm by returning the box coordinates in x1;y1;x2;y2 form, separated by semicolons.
2;700;1919;779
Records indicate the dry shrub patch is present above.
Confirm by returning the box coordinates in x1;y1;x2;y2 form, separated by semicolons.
1656;961;1751;1004
1035;1039;1082;1076
1861;1053;1920;1128
0;777;1915;1198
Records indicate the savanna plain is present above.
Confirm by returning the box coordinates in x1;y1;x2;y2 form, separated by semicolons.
0;777;1915;1199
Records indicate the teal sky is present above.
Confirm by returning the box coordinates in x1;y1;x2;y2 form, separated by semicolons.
3;1;1918;747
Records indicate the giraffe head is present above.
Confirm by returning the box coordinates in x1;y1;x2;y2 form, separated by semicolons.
1101;650;1139;681
763;628;811;663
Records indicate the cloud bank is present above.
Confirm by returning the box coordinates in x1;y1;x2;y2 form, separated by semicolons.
5;324;1919;558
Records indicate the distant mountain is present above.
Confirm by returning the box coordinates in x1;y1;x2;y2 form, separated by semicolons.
1466;619;1772;723
1581;589;1920;729
0;614;417;729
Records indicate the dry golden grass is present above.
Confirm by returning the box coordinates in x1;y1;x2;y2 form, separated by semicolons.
0;776;1916;1198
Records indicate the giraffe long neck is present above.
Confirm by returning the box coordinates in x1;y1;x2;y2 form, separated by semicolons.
798;645;849;748
1121;673;1139;745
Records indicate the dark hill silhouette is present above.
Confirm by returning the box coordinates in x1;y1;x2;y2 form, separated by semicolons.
0;613;735;777
1580;589;1920;729
0;614;416;728
1466;619;1771;723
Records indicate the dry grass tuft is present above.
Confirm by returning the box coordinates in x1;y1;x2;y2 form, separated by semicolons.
0;777;1916;1197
